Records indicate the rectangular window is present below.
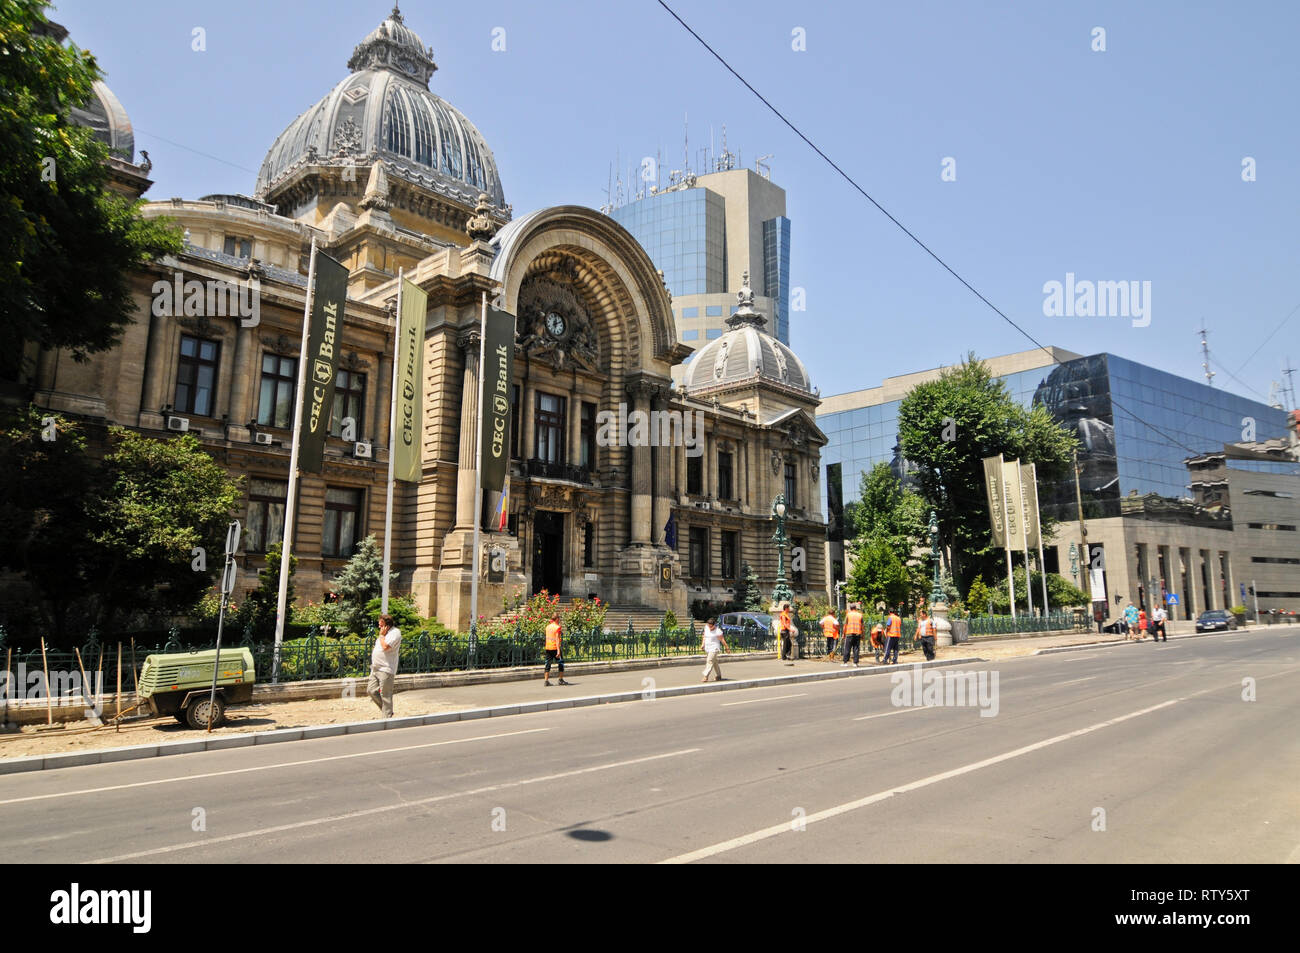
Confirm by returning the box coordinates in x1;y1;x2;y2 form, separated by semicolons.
705;329;723;340
717;451;734;500
580;401;597;469
687;455;703;495
583;521;595;568
322;486;363;558
1252;555;1300;564
784;462;797;508
245;478;287;553
510;384;521;459
174;335;220;417
258;353;297;428
682;330;700;341
705;305;723;317
680;306;699;319
1247;523;1297;531
535;392;566;464
689;527;708;579
721;531;738;580
329;369;366;438
223;235;252;259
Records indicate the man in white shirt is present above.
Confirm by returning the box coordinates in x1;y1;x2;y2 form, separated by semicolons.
701;617;729;682
368;614;401;718
1151;604;1168;642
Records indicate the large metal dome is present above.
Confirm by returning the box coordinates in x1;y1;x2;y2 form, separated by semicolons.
683;273;813;396
70;80;135;163
254;6;505;209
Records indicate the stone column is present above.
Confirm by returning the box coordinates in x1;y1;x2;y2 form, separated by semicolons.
569;392;583;468
522;382;536;461
139;312;171;425
226;323;252;439
454;329;481;530
627;379;656;545
652;391;673;548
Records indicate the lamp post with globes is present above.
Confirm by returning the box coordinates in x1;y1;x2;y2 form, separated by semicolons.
770;494;793;608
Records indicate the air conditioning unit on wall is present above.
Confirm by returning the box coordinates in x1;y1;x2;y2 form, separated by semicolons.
254;432;273;446
353;441;373;459
166;416;189;432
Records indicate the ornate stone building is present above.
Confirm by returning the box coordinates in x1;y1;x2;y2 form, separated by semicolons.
21;8;828;629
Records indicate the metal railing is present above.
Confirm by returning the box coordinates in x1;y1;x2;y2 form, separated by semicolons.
963;611;1080;637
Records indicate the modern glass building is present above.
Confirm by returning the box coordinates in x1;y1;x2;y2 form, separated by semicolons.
609;167;792;376
819;348;1297;617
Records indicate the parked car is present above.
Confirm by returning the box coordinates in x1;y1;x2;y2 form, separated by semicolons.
1195;609;1238;633
719;612;773;643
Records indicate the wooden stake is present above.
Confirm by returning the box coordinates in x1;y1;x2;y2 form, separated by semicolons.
39;638;52;725
73;648;98;724
115;643;122;730
96;647;104;717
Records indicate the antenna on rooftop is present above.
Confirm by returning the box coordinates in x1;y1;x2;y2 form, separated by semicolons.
755;154;773;178
1283;357;1298;409
1198;326;1215;387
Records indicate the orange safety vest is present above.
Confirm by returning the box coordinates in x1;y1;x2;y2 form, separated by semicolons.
845;610;864;635
821;614;839;636
779;609;792;632
545;621;562;651
887;614;902;638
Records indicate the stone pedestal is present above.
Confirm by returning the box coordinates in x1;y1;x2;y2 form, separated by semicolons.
931;599;954;647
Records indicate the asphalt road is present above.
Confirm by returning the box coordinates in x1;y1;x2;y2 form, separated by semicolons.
3;627;1297;864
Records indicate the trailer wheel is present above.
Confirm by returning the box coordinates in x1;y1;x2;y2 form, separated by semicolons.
185;694;226;730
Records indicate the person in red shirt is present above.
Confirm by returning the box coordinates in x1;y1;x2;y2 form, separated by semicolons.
543;613;568;686
1137;608;1148;641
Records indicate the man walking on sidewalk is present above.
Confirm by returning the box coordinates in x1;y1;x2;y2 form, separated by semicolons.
368;614;402;718
777;602;797;664
917;609;937;662
544;613;569;686
1152;603;1168;642
701;617;728;682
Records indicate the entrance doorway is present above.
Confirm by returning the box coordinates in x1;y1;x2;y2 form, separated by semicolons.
532;510;565;596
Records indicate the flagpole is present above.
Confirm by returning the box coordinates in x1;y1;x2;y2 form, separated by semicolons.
272;236;317;683
381;270;403;616
1032;463;1049;612
1000;453;1015;620
468;290;488;663
1019;461;1034;618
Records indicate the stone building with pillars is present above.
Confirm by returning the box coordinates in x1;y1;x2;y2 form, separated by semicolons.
14;7;828;631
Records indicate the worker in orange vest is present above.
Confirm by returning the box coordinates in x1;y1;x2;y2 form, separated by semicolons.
841;603;864;666
882;608;902;665
820;608;840;657
543;613;569;686
916;608;937;661
777;602;797;663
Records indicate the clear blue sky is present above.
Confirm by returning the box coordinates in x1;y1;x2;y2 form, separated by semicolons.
52;0;1300;406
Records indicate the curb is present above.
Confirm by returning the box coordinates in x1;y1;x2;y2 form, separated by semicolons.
1031;627;1276;655
0;656;985;776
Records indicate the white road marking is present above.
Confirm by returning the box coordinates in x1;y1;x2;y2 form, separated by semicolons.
90;747;701;863
721;693;807;707
853;707;928;722
0;727;552;807
1056;676;1097;686
662;667;1300;864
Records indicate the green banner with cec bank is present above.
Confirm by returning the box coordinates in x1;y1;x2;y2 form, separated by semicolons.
299;251;349;474
394;278;426;483
479;307;515;501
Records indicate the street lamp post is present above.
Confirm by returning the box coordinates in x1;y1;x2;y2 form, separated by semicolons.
927;510;953;646
770;494;793;607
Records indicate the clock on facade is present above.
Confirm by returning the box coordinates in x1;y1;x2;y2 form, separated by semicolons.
545;312;567;338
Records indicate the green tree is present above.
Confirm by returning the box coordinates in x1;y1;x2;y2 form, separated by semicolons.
843;463;930;609
845;538;910;609
0;1;182;370
896;353;1076;593
988;569;1087;613
0;410;242;644
739;562;763;611
965;575;994;616
331;535;394;635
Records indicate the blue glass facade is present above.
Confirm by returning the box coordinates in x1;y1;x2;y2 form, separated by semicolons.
819;353;1292;527
762;215;791;344
609;189;726;296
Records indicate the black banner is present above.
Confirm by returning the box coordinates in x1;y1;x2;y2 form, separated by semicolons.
479;306;515;495
298;251;349;474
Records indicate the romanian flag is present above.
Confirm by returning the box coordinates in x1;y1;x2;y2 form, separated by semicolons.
493;478;510;532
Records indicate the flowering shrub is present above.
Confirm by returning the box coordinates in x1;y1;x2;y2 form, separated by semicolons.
477;591;606;638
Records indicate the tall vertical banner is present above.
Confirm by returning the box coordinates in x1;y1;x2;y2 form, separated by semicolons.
479;306;515;528
393;278;426;483
297;252;349;474
982;456;1007;547
1019;463;1040;549
1002;460;1024;552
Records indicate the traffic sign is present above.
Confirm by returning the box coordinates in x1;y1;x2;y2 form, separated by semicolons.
1166;593;1180;605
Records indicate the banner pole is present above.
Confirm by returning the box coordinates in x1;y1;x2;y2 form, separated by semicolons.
272;237;317;682
1018;462;1034;618
381;270;403;616
1032;463;1049;612
468;290;488;665
1000;454;1015;619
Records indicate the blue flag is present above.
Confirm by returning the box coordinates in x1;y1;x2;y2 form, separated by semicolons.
664;513;677;549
